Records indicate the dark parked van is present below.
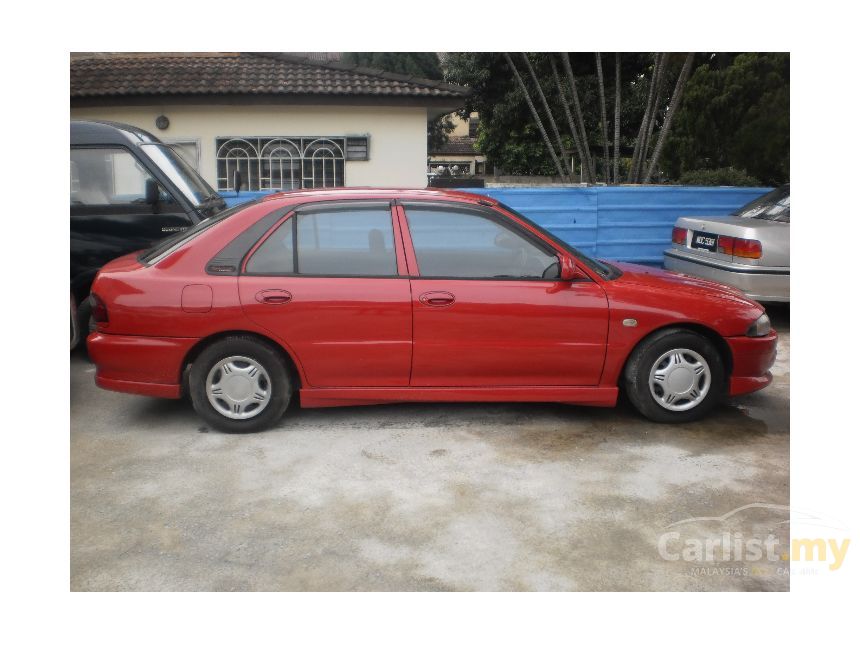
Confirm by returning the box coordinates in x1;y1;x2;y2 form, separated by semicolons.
71;121;227;348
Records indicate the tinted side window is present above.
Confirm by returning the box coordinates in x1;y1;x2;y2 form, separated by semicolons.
405;207;558;279
245;218;295;274
246;207;397;276
297;209;396;276
71;147;164;206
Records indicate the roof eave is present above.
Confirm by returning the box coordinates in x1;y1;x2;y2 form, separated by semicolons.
71;92;466;115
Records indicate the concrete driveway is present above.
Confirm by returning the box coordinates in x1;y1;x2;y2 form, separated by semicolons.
71;305;789;591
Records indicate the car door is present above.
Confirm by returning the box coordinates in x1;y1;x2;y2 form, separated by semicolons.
70;146;193;291
238;201;413;387
399;201;609;387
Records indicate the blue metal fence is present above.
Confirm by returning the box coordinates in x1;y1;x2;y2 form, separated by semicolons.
220;186;771;266
464;186;770;265
219;190;278;207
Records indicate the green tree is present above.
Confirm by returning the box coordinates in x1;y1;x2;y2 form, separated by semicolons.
444;52;651;178
662;53;789;185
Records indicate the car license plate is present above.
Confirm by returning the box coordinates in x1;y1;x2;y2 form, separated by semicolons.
691;231;718;251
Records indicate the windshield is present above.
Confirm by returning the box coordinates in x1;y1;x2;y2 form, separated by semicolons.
733;185;790;223
496;203;621;280
138;202;246;264
139;143;223;209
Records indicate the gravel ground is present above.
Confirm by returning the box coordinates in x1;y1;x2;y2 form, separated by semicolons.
71;305;789;591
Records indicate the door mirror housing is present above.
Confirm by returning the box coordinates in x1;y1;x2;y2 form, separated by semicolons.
144;178;159;207
559;255;580;281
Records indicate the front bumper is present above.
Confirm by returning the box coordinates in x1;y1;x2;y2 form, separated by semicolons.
664;249;789;302
725;330;778;396
87;332;198;399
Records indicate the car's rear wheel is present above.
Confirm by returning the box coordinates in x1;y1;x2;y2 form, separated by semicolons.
624;328;725;423
189;336;292;432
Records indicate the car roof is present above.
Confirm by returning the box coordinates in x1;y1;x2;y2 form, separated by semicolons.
257;186;498;207
71;120;164;146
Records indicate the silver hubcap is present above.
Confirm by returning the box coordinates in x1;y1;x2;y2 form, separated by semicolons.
206;355;271;420
648;348;711;412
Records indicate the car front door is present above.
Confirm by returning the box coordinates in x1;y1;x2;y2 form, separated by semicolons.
400;202;609;387
238;201;413;387
70;146;193;293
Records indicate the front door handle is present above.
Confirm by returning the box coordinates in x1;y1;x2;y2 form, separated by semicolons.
255;289;292;305
419;291;455;307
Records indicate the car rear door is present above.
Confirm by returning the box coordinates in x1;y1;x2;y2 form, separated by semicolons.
238;201;413;387
399;201;609;387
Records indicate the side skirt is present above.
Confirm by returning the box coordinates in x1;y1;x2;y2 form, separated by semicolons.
299;386;619;409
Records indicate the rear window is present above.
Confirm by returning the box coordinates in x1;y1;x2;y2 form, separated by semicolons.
734;185;790;223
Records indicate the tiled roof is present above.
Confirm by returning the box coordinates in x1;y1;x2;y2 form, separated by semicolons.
430;136;481;155
70;52;469;101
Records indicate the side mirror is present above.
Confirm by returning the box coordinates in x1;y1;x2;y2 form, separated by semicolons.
144;179;159;207
559;255;583;281
233;170;244;195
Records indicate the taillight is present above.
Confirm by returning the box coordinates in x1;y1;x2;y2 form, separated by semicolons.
90;293;109;324
672;227;687;245
716;235;762;260
733;238;763;259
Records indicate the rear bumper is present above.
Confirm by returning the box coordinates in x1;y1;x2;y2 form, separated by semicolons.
87;332;198;399
664;249;789;302
725;330;778;396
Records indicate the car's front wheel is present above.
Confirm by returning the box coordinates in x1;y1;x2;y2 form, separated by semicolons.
189;336;293;432
624;328;725;423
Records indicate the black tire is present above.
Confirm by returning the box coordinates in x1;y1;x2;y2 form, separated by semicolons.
189;335;293;433
623;328;725;423
77;297;96;333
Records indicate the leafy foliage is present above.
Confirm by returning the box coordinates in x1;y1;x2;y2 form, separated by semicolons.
444;53;653;177
427;114;457;151
678;167;761;186
444;52;788;185
662;53;789;185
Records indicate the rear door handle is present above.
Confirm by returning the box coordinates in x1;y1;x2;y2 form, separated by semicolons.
419;291;455;307
255;289;292;305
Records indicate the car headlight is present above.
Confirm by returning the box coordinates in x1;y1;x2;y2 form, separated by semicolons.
746;313;771;337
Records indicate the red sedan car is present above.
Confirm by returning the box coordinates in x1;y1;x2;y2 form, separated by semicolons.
87;188;777;432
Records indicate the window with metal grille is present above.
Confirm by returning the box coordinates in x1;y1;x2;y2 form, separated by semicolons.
215;136;366;191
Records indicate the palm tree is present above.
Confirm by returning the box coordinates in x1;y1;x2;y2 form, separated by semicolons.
628;53;664;183
613;53;621;183
644;53;695;183
560;53;595;183
521;53;572;181
503;53;569;181
550;56;587;182
595;53;610;183
636;52;670;182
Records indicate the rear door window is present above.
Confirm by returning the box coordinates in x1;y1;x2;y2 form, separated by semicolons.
245;205;397;277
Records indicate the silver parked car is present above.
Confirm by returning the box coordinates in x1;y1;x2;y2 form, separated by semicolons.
663;184;789;302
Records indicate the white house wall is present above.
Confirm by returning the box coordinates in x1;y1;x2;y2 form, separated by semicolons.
70;104;430;188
